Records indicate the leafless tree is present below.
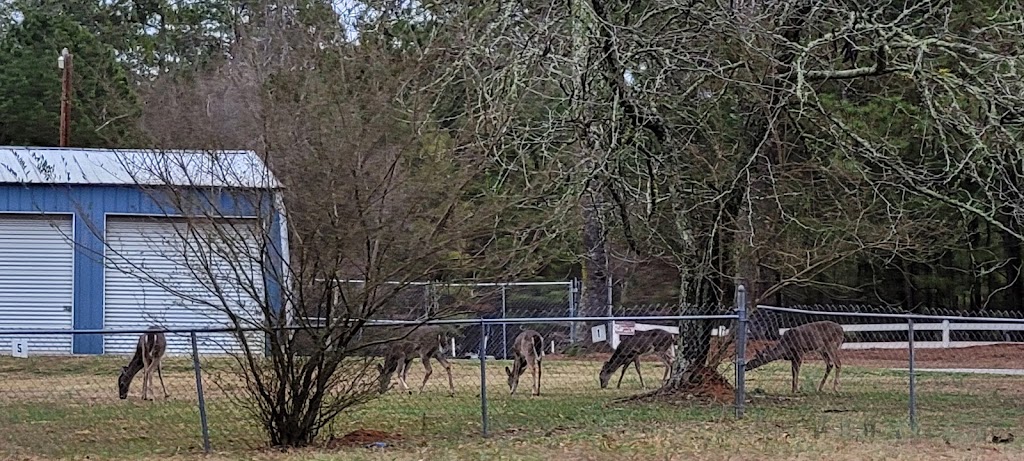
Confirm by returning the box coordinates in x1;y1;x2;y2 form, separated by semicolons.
88;0;569;447
406;0;1024;396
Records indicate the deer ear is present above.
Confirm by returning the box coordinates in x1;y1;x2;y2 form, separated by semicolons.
504;366;512;376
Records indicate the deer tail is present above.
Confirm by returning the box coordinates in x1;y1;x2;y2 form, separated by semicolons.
532;334;544;359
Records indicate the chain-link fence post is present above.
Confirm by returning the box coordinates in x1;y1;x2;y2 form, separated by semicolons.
734;285;747;419
501;285;508;360
424;282;433;318
908;318;918;433
568;279;578;342
190;331;212;453
606;276;614;317
479;317;489;437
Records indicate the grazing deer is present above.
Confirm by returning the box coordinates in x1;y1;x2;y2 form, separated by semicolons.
506;329;544;396
118;326;169;401
376;325;456;396
744;320;845;393
599;329;676;389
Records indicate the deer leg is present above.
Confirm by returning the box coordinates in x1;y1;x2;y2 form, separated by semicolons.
831;350;842;392
616;361;629;389
435;353;455;397
143;364;152;401
791;358;802;394
531;360;539;396
817;352;833;393
536;358;542;396
419;353;434;393
659;352;672;382
157;359;169;399
141;355;152;401
633;358;646;389
396;358;411;393
509;359;521;395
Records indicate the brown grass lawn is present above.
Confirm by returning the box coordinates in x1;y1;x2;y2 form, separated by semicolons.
1;349;1023;460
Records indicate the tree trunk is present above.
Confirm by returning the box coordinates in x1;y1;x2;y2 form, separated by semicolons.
665;1;813;395
968;217;983;310
987;221;995;305
580;185;610;317
569;0;607;321
897;258;915;310
1001;146;1023;313
1002;216;1024;312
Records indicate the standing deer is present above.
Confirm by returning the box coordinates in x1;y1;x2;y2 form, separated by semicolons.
599;329;676;389
506;329;543;396
376;325;456;396
744;320;845;393
118;326;169;401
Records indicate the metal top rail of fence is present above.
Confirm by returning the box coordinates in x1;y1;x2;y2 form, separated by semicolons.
312;279;572;287
0;314;740;337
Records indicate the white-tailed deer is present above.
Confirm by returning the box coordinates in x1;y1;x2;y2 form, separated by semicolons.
599;329;676;389
744;320;845;393
377;325;456;396
118;326;169;401
506;329;543;396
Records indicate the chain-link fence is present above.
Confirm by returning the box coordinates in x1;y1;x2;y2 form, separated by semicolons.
1;329;218;457
749;304;1024;439
0;307;743;457
317;280;577;321
6;287;1024;457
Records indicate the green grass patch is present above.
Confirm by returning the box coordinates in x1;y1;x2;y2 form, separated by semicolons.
0;356;1021;460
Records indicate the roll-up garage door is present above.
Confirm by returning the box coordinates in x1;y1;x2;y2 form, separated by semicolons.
0;215;74;354
103;218;265;355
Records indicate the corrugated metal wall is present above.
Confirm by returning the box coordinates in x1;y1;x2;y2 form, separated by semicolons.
0;184;284;354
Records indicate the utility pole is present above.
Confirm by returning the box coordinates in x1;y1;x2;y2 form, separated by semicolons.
58;48;72;147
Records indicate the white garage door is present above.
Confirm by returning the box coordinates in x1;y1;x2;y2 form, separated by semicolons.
0;215;75;354
103;218;265;356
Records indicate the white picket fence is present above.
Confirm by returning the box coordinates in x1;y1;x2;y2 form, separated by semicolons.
596;320;1024;351
779;320;1024;350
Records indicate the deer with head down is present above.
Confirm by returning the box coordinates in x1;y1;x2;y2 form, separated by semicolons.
599;328;676;389
744;320;845;393
376;325;456;396
118;326;169;401
506;329;543;396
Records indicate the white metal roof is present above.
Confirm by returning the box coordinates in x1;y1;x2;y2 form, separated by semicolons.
0;146;280;188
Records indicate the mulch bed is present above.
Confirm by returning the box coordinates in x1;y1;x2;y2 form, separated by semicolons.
613;365;735;405
680;366;736;403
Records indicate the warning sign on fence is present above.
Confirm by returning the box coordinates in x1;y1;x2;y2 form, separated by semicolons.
613;321;636;336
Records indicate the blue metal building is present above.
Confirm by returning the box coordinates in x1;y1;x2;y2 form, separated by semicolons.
0;146;287;355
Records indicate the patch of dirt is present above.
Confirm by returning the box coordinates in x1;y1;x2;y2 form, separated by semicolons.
840;343;1024;369
324;429;401;449
714;339;1024;370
